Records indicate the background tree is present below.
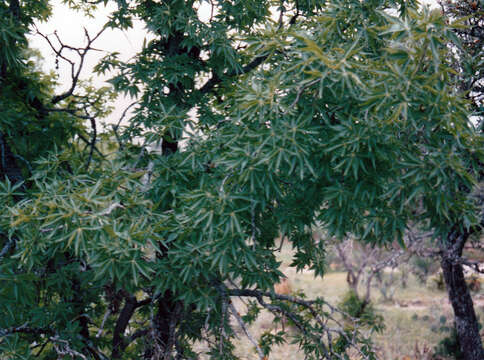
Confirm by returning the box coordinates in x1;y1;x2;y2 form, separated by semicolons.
1;0;483;359
332;238;410;304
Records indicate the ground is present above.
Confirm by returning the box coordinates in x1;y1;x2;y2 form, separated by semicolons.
224;243;484;360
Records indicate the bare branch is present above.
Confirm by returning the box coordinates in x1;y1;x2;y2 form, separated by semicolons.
77;133;104;157
0;323;53;337
50;335;87;360
96;309;111;338
35;25;107;105
112;102;137;150
112;294;139;358
228;302;264;360
111;293;152;358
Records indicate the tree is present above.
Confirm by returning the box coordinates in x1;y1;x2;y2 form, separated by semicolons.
1;0;483;359
332;237;411;304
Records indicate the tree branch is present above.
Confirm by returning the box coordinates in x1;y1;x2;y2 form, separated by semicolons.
0;323;53;337
35;26;106;105
112;294;138;358
228;302;264;360
199;54;270;95
111;293;152;358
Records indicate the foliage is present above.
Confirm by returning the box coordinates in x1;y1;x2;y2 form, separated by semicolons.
440;0;483;128
434;324;465;359
0;0;483;359
338;290;384;331
411;256;440;284
430;272;447;291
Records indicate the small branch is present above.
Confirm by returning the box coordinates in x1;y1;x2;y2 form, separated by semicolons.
209;0;214;23
199;53;270;95
227;286;375;359
278;0;285;30
99;202;125;216
50;335;87;360
111;293;152;358
77;133;104;157
35;25;106;105
112;294;138;358
112;102;136;150
141;161;154;191
0;323;53;337
163;302;182;360
96;309;111;338
229;302;264;360
289;0;300;25
459;258;484;274
126;329;150;346
219;292;228;356
282;78;320;115
44;106;92;119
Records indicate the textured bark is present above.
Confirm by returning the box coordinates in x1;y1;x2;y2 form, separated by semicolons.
112;295;138;358
441;230;484;360
154;291;177;351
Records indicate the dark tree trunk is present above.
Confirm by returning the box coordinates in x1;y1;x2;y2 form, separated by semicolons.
0;133;24;186
154;291;177;349
144;29;188;358
440;230;484;360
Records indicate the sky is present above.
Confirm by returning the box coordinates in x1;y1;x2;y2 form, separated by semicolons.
29;0;150;125
29;0;216;126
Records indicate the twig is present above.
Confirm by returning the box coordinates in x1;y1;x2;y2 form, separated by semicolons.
50;335;87;360
141;161;154;190
219;293;228;356
278;0;285;30
0;323;53;337
112;102;136;150
35;25;107;105
99;202;125;216
282;78;320;115
96;309;111;338
289;0;300;25
199;54;270;94
77;133;104;157
227;287;374;359
209;0;214;23
229;302;264;360
12;153;32;173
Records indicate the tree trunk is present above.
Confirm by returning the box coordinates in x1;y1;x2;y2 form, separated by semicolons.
441;230;484;360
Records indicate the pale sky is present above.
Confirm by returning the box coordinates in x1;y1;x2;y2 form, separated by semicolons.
28;0;149;126
29;0;216;126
